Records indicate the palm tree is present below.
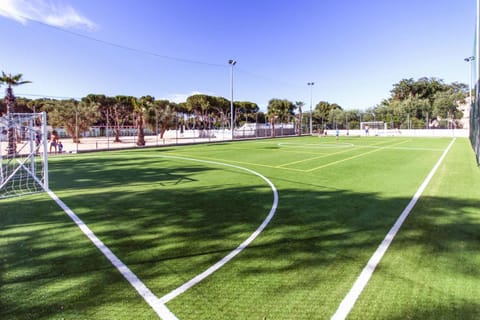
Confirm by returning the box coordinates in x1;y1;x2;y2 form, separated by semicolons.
133;95;154;146
267;99;295;137
1;72;31;155
295;101;305;136
1;72;32;114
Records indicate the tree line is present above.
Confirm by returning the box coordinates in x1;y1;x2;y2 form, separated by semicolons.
0;91;265;145
309;77;468;131
1;73;469;146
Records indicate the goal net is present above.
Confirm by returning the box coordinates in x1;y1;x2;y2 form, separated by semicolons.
360;121;386;130
0;112;48;199
360;121;386;135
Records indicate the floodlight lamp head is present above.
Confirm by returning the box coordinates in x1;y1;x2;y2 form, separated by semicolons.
228;59;237;65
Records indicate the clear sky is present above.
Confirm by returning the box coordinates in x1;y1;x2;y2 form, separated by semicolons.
0;0;476;111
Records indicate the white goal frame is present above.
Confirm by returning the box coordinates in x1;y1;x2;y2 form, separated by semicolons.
360;121;386;130
0;112;48;199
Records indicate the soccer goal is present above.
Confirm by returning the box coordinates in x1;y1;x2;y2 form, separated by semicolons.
360;121;386;135
0;112;48;199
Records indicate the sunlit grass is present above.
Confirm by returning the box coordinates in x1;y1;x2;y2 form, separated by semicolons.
1;136;479;319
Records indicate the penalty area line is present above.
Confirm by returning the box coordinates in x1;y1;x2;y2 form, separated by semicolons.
331;138;456;320
46;189;176;320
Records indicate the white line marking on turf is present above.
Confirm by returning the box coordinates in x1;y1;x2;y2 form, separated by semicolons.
47;155;278;320
331;138;456;320
157;155;279;304
46;189;175;319
278;142;354;148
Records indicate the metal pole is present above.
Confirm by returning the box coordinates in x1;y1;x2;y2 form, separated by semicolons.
75;105;78;154
229;59;237;140
308;82;314;135
469;59;473;105
465;56;475;106
107;108;110;150
156;107;159;146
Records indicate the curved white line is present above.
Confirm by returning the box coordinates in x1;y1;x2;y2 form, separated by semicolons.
157;155;279;304
47;155;278;320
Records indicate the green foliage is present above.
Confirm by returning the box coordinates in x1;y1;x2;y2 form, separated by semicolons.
0;71;31;114
380;77;468;128
313;101;342;128
145;99;177;138
44;99;99;142
267;98;295;122
0;71;32;88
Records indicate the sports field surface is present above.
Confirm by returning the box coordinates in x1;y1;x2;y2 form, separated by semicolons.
1;136;479;319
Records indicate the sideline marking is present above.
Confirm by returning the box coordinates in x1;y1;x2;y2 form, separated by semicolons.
46;189;176;319
330;138;456;320
47;155;279;320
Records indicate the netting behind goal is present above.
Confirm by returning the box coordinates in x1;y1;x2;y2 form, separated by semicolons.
0;112;48;199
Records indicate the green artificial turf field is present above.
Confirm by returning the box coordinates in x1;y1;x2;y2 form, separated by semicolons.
1;136;479;319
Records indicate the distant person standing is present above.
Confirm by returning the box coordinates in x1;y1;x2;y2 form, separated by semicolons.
335;129;339;140
35;131;41;154
50;130;59;153
365;125;370;136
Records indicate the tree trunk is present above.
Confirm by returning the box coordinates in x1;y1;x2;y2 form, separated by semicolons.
136;113;145;146
114;126;121;142
5;88;16;155
160;128;166;139
271;118;276;137
298;112;302;136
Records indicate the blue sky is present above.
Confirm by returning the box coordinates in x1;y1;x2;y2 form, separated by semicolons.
0;0;476;111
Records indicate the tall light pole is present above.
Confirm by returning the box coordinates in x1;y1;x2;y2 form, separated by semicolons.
229;59;237;140
307;82;314;135
465;56;475;106
75;104;78;153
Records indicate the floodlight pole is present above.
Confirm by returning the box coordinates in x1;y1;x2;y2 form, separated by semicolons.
106;108;110;150
307;82;314;135
229;59;237;140
465;56;475;106
75;105;79;154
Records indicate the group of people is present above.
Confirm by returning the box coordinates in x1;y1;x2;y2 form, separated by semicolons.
49;131;63;154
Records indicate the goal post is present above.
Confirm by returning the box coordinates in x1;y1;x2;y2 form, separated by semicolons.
360;121;386;135
360;121;386;130
0;112;48;199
